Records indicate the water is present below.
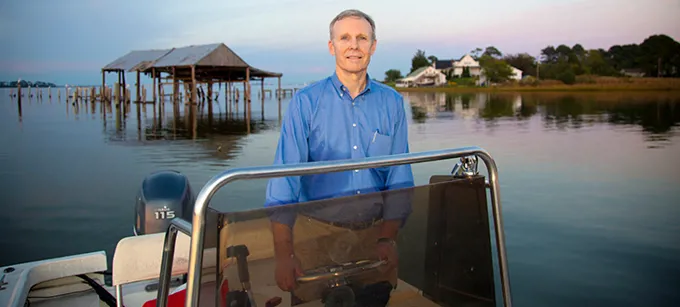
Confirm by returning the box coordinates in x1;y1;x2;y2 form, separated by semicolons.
0;88;679;306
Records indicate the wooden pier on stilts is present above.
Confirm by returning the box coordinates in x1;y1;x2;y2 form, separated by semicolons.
98;43;284;134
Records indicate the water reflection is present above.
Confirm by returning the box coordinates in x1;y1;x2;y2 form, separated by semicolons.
403;91;680;147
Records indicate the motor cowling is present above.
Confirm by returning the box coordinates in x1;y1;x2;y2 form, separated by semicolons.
134;170;194;236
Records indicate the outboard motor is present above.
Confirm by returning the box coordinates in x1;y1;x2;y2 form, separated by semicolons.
134;170;194;236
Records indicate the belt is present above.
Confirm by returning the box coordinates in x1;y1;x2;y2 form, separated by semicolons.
304;215;382;230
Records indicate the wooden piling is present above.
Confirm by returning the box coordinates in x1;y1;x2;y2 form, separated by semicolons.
152;68;157;102
101;70;106;102
136;71;141;102
17;81;22;107
114;82;120;103
156;71;162;103
191;66;197;105
207;81;213;115
172;67;178;104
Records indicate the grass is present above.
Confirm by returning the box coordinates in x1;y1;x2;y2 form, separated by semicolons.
387;76;680;93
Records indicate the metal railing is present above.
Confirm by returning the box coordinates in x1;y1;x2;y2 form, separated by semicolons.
155;146;512;307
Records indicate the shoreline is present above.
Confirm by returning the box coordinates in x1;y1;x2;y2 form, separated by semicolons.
392;84;680;93
388;76;680;93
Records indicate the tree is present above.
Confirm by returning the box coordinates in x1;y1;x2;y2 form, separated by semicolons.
479;54;514;84
639;34;680;77
470;48;483;58
572;44;586;62
503;53;537;76
384;69;403;83
583;49;617;76
541;46;558;64
410;49;430;73
461;66;471;78
483;46;502;59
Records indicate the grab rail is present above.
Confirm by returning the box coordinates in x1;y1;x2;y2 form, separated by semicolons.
156;146;512;307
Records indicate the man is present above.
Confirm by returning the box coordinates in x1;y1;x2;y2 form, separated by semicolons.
264;9;414;305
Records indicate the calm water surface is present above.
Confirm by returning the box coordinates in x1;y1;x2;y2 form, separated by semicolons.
0;88;678;307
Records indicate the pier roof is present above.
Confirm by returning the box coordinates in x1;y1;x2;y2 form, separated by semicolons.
102;49;173;72
102;43;282;81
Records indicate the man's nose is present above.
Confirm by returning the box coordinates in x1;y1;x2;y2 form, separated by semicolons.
349;38;359;48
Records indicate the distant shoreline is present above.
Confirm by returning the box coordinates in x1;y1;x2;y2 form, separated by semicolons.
393;85;680;93
389;77;680;93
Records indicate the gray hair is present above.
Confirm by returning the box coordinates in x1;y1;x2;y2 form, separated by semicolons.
329;9;376;41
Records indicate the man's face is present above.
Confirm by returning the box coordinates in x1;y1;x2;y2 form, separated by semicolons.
328;16;377;74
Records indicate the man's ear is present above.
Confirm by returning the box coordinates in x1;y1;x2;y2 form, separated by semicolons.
328;40;335;56
370;39;377;55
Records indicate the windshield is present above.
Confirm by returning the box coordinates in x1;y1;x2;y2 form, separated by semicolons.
195;175;497;307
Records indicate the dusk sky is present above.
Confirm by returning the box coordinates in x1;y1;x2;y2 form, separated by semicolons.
1;0;678;86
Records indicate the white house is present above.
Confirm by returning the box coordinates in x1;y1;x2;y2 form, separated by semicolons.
433;54;483;77
395;66;447;88
509;66;523;80
434;53;523;85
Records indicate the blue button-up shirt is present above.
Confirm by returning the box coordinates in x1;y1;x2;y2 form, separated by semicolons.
264;72;414;228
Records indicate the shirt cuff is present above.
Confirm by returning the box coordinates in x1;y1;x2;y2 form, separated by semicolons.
267;206;297;228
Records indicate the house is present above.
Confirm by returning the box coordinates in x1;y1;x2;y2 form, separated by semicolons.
509;66;523;80
620;68;645;77
434;53;523;85
433;54;483;77
395;66;447;88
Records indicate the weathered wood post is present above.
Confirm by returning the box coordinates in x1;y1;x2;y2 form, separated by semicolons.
152;68;157;103
17;80;22;110
246;67;251;124
191;65;197;105
207;81;213;115
136;71;141;102
172;67;178;104
114;82;120;103
157;71;162;103
101;70;106;102
121;71;127;103
261;78;265;119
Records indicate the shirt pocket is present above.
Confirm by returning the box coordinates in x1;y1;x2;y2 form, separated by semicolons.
367;132;392;157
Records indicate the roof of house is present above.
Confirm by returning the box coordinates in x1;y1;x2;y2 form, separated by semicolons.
405;66;429;78
435;60;453;69
433;54;480;70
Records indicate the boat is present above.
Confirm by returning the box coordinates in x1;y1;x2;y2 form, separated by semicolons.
0;146;512;307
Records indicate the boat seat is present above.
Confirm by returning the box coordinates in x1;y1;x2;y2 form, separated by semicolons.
111;232;217;287
0;251;107;307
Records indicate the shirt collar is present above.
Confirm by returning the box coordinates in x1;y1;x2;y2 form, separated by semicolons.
330;71;373;98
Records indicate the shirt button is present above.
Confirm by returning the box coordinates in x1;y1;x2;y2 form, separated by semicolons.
352;123;356;127
340;93;344;97
356;191;361;194
353;145;357;150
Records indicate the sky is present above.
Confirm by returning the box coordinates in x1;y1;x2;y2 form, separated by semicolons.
1;0;678;86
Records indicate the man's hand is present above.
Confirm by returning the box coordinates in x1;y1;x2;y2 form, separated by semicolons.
376;238;398;272
271;221;304;291
376;219;400;271
274;254;304;291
